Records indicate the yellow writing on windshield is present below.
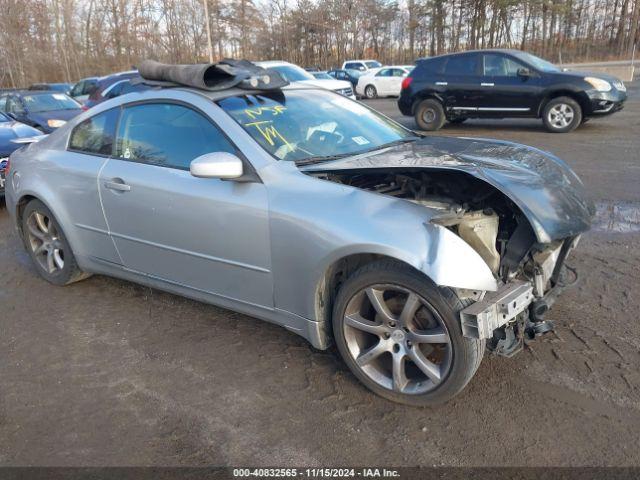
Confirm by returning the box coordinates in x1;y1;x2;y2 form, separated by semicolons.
244;120;292;149
244;105;287;120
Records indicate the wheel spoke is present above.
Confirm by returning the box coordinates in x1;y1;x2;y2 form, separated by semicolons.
35;213;49;234
33;242;47;256
392;353;409;392
356;340;388;367
46;250;55;273
345;313;386;336
53;250;64;270
399;292;421;325
27;222;46;240
410;326;449;344
408;347;442;384
365;288;395;323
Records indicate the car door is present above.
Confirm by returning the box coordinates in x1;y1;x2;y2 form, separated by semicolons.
387;68;408;96
51;107;123;264
441;52;482;111
98;101;273;308
478;53;542;114
374;68;393;95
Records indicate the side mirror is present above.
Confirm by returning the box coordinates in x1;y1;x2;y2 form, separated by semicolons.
190;152;244;179
517;67;532;78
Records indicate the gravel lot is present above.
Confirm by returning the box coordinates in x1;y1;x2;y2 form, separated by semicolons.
1;81;639;467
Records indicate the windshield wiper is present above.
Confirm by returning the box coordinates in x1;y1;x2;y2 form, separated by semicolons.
295;136;421;166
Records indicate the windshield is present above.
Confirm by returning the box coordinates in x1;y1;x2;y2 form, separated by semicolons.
312;72;333;80
514;52;560;72
365;61;383;69
22;93;80;112
218;89;414;163
0;112;9;122
269;65;315;82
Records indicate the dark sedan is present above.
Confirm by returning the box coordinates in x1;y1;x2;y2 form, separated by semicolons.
1;91;83;133
399;49;627;132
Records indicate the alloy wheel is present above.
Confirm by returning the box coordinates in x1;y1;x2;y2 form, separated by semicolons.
365;86;376;98
25;211;65;274
548;103;574;129
342;284;452;394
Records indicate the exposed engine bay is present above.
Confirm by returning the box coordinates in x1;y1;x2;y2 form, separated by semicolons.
311;169;579;356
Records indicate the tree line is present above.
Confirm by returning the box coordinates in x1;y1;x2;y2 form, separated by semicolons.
1;0;638;87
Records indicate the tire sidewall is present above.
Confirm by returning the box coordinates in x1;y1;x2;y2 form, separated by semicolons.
21;199;76;285
414;99;445;131
543;97;582;133
332;262;481;406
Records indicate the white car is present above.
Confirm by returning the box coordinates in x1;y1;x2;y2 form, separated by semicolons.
341;60;383;72
256;61;355;99
356;66;412;99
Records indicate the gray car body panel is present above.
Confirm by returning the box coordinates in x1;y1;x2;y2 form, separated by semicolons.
5;87;588;349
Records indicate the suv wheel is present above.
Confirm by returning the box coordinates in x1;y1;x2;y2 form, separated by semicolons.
542;96;582;133
332;260;484;406
21;199;90;285
414;99;445;131
364;85;377;99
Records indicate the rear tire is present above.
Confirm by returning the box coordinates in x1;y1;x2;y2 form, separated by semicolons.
542;96;582;133
21;199;90;285
332;259;484;406
414;99;446;131
364;85;377;99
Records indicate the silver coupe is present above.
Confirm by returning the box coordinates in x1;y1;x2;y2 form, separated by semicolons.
4;62;594;405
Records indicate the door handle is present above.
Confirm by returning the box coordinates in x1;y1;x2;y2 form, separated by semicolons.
104;179;131;192
481;82;495;87
435;81;448;86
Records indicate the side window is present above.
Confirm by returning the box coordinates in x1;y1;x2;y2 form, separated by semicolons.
0;96;7;112
84;80;98;95
104;82;124;99
68;108;119;155
70;82;83;97
6;97;24;113
115;103;236;170
483;54;524;77
376;68;391;77
444;54;479;76
391;69;405;77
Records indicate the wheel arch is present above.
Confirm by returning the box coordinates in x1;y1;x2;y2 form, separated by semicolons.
537;89;589;118
312;231;497;346
411;91;445;115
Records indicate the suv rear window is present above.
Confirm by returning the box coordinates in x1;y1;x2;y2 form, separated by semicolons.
444;54;478;76
412;57;447;77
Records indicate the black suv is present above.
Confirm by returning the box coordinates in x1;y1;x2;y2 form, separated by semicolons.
398;49;627;133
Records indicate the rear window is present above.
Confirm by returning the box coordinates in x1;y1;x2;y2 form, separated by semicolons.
413;57;447;77
444;54;479;76
68;108;119;156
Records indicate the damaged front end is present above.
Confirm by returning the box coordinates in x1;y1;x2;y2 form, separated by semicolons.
303;136;594;356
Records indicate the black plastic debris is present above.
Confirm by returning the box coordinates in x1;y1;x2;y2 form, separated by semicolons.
137;59;289;91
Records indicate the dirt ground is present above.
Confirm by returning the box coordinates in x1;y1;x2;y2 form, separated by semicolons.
1;81;639;467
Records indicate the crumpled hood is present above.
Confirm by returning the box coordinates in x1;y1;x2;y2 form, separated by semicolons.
0;120;42;156
301;136;595;242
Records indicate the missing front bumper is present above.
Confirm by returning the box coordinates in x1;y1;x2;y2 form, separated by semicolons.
460;281;534;340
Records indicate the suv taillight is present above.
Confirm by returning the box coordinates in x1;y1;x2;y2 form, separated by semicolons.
401;76;413;90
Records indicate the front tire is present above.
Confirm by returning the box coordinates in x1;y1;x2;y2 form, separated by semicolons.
332;260;484;406
414;99;446;131
21;199;90;285
364;85;377;99
542;96;582;133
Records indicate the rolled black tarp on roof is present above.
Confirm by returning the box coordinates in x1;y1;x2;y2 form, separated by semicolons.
137;59;288;91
